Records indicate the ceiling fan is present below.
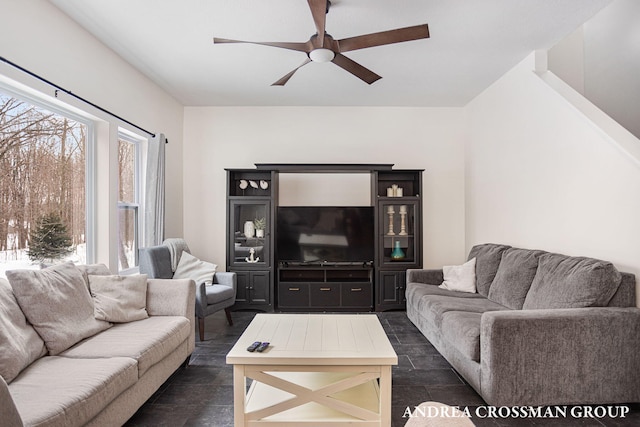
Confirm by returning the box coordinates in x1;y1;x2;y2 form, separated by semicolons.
213;0;430;86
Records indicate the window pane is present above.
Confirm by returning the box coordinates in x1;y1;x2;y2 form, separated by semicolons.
118;205;138;271
118;135;141;272
118;139;135;203
0;92;87;276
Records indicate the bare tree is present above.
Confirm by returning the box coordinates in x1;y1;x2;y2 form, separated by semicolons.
0;93;87;261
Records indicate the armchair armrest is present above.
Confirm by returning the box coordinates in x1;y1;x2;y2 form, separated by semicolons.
406;268;444;285
480;307;640;406
194;272;237;318
213;272;236;290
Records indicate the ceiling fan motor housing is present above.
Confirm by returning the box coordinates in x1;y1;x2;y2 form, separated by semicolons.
309;48;335;62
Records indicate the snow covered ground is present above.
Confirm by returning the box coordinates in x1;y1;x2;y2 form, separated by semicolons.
0;245;86;278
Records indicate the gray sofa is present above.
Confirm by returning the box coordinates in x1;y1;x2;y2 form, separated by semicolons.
0;263;195;427
406;243;640;407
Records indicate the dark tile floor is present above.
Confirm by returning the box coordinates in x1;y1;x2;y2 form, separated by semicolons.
126;311;640;427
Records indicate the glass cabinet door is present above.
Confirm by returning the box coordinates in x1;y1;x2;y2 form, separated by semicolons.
230;200;270;267
379;201;418;266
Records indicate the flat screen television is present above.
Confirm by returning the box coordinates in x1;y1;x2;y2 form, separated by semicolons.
277;206;375;265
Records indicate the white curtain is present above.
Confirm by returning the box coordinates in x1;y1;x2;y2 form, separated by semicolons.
144;133;166;247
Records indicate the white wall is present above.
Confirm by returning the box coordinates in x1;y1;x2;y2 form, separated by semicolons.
548;27;585;94
549;0;640;140
0;0;185;269
583;0;640;140
183;107;466;270
465;53;640;306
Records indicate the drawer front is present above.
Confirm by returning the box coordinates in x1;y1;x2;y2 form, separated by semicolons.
310;283;341;307
341;282;373;307
278;282;310;307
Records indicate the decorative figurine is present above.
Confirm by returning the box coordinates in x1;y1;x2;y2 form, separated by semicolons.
399;205;408;236
245;247;260;263
387;205;395;235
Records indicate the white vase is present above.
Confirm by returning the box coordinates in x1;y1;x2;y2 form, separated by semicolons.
244;221;255;238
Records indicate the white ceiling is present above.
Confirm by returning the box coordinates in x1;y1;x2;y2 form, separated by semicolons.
48;0;611;107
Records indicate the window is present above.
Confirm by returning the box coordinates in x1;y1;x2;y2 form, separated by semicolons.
117;133;143;272
0;89;91;276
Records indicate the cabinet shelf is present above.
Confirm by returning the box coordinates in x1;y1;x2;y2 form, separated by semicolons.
377;195;421;200
278;266;373;311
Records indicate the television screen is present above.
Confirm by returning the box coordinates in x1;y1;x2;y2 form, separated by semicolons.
277;206;374;264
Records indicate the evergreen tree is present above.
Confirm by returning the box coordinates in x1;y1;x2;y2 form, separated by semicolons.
28;212;73;262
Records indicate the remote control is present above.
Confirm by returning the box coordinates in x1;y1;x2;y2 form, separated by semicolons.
246;341;261;352
256;342;270;352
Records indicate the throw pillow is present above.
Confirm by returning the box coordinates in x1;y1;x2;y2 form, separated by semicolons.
173;251;217;285
6;262;111;355
439;258;477;293
467;243;511;297
77;263;112;288
523;253;622;309
488;248;545;309
89;274;149;323
0;278;47;383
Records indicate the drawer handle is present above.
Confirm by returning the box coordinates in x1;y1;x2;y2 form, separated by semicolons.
288;287;300;291
351;288;362;292
320;287;331;291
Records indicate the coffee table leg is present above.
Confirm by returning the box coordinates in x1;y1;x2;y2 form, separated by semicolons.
233;365;246;427
380;365;392;426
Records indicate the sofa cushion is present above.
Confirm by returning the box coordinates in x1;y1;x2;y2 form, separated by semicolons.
419;295;508;329
406;282;487;302
523;253;622;309
9;356;137;427
467;244;511;297
439;258;477;293
0;278;47;383
488;248;545;310
6;262;112;355
89;274;149;323
60;316;191;377
440;311;482;362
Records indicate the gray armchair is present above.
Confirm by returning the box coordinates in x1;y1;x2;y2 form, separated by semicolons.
138;245;236;341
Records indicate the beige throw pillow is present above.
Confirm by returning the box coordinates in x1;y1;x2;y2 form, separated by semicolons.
6;262;111;355
439;257;477;293
77;263;112;287
0;278;47;383
89;274;149;323
173;251;217;285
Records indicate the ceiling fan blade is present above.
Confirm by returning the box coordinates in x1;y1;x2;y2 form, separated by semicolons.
307;0;327;47
337;24;430;53
331;53;381;85
271;58;312;86
213;37;310;52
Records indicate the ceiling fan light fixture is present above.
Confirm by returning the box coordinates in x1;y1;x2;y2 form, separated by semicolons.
309;48;335;63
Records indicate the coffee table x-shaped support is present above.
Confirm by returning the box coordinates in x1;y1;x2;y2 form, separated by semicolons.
234;364;392;426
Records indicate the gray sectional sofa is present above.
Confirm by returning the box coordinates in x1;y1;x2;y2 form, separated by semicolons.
406;243;640;407
0;263;195;427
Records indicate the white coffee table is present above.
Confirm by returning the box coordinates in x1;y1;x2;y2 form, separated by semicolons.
226;313;398;426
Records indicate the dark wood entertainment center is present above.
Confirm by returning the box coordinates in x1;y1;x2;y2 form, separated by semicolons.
226;164;423;312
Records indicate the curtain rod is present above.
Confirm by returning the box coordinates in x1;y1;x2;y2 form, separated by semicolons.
0;56;157;139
